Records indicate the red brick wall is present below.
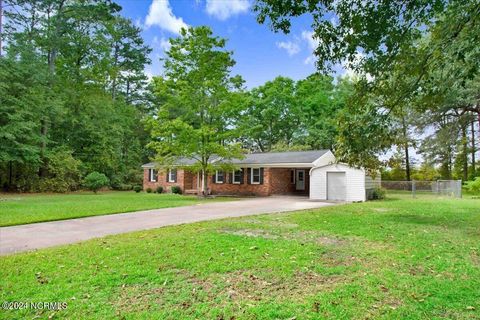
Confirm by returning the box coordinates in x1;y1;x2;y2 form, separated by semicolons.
209;168;272;196
144;167;310;196
143;169;186;192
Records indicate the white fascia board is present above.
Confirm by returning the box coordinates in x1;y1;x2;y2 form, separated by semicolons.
236;163;314;168
312;150;336;167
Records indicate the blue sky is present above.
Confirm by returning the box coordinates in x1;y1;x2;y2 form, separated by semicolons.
116;0;328;88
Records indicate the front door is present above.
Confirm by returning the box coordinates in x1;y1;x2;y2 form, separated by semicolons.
296;169;305;190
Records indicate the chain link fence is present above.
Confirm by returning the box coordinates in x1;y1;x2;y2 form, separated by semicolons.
381;180;462;198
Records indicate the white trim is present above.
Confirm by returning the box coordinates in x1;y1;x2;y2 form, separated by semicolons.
215;170;224;184
295;169;305;190
167;169;177;182
241;162;313;168
232;170;241;184
149;169;157;182
251;168;261;184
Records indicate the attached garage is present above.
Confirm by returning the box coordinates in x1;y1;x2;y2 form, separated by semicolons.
309;163;367;202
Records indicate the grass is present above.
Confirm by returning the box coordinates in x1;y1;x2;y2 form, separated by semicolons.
1;194;479;319
0;191;228;227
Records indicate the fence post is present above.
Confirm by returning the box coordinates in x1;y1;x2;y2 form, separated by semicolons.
412;180;416;198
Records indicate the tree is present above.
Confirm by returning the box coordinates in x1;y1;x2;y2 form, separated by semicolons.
0;58;42;190
1;0;151;191
147;27;245;197
253;0;450;76
239;76;299;151
84;172;109;194
295;74;351;150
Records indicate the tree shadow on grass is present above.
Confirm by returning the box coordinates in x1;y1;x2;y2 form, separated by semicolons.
383;214;470;231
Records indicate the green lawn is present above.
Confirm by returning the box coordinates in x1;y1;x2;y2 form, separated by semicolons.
0;191;225;227
1;195;479;319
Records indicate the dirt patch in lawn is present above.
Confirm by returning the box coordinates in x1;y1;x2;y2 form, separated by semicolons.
189;271;345;302
213;270;345;303
221;228;280;239
114;269;346;312
220;228;347;247
114;284;165;313
471;250;480;266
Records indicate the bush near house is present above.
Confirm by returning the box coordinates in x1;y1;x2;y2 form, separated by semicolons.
370;187;386;200
171;186;182;194
133;185;142;193
156;186;163;193
83;172;110;194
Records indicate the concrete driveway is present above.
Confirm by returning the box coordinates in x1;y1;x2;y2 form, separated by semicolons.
0;196;334;256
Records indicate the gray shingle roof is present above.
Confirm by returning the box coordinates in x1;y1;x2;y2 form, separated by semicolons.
229;150;329;164
142;150;330;168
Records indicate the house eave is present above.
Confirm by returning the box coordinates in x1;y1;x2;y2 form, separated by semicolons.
142;162;315;169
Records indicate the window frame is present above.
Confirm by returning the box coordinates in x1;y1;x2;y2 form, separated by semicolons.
251;168;261;184
167;169;177;183
232;170;242;184
215;170;224;184
149;169;157;182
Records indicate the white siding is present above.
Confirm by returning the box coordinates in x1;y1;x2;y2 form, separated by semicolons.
310;163;366;202
312;151;336;167
365;174;381;189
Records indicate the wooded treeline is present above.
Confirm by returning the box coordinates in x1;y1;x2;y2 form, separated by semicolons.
1;0;479;192
1;0;152;191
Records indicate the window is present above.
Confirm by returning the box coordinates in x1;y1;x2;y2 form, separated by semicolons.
167;169;177;182
215;171;224;183
149;169;157;182
251;168;261;184
233;170;242;184
290;169;295;184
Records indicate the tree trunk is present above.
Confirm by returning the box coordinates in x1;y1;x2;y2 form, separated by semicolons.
38;119;48;177
0;0;3;57
112;43;119;100
401;116;411;181
462;124;468;182
201;168;208;198
472;117;476;176
404;144;411;181
8;160;12;191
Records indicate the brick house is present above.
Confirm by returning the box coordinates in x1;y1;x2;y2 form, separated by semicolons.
142;150;337;197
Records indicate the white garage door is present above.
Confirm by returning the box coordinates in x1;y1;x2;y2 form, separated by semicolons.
327;172;346;201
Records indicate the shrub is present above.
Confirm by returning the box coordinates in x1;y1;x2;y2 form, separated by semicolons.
171;186;182;194
133;185;142;193
465;177;480;194
146;187;153;193
370;187;386;200
38;148;82;192
84;172;110;194
156;186;163;194
118;184;133;191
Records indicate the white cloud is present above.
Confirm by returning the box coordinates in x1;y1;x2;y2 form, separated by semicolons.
205;0;249;20
304;55;316;65
276;41;300;56
153;36;172;52
301;30;319;50
145;0;188;34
